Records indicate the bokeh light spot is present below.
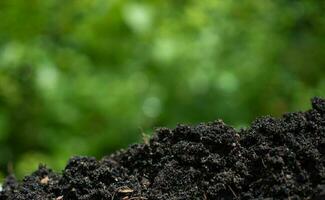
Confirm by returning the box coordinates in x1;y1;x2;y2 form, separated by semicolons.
142;96;161;118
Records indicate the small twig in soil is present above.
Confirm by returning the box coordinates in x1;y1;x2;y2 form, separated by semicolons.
56;196;63;200
128;197;147;200
111;186;134;200
261;159;266;168
203;192;208;200
227;185;238;198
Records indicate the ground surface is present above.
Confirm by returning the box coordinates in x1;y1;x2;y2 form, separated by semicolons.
1;97;325;200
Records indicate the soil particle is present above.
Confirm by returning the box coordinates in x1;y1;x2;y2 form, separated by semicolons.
1;97;325;200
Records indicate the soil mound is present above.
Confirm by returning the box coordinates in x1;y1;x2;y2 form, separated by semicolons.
1;97;325;200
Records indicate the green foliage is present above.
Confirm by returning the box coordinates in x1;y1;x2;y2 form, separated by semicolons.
0;0;324;177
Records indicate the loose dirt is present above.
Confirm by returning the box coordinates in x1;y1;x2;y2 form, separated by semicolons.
1;97;325;200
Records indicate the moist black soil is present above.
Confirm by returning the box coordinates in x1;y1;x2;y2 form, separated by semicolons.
1;97;325;200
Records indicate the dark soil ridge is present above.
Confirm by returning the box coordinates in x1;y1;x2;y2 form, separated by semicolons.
1;97;325;200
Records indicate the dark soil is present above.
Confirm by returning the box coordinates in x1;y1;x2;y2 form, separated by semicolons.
1;97;325;200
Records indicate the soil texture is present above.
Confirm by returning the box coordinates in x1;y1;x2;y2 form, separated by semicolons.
1;97;325;200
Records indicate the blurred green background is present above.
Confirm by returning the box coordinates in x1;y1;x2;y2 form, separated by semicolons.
0;0;324;179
